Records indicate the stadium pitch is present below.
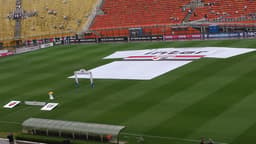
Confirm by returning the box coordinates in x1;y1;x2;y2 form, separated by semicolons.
1;39;256;144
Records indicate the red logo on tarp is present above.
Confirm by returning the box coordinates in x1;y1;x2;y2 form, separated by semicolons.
8;102;17;107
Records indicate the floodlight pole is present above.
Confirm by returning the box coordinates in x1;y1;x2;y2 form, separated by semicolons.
9;0;37;47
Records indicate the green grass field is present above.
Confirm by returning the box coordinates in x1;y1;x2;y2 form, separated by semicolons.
1;39;256;144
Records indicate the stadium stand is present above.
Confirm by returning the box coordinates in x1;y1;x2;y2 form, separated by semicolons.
89;0;204;37
91;0;193;29
189;0;256;23
89;0;256;37
21;0;97;39
0;0;98;41
0;0;16;41
1;0;256;45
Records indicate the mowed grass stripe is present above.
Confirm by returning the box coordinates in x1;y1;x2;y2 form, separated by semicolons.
0;43;112;73
0;44;121;101
0;44;105;75
188;90;256;143
0;46;99;112
147;56;256;139
90;60;218;123
113;52;250;127
185;53;256;142
231;120;256;144
48;80;139;121
70;57;217;123
122;52;256;134
0;73;57;103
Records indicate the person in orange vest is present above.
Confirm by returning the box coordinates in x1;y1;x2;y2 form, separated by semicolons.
48;91;54;100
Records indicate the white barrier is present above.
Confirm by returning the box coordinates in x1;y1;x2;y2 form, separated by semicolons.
0;50;8;54
24;101;46;106
15;46;40;54
40;43;54;49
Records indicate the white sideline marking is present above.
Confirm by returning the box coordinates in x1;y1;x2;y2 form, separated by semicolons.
16;140;47;144
122;132;229;144
0;138;46;144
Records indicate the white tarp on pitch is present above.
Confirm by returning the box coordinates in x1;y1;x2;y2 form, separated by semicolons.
104;47;255;59
69;61;192;80
69;47;255;80
205;47;255;58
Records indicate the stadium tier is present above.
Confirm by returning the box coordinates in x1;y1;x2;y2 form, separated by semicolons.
90;0;197;36
89;0;256;37
0;0;98;41
0;0;16;40
189;0;256;23
21;0;98;39
0;0;256;45
91;0;190;28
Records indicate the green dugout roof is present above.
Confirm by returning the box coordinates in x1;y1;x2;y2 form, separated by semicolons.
22;118;126;136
